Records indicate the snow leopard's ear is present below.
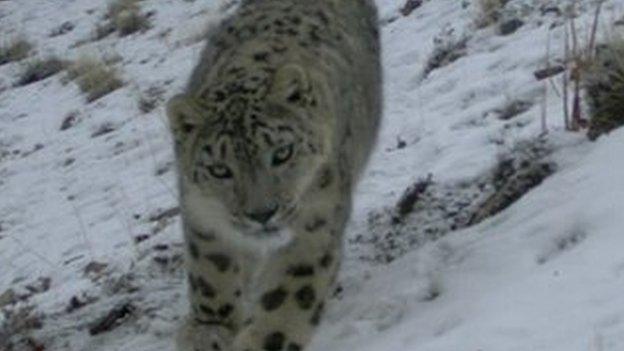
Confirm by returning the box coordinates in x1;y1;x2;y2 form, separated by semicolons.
166;94;204;140
269;63;310;105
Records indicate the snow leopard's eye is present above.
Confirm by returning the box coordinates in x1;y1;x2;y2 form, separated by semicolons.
272;144;294;167
208;164;233;179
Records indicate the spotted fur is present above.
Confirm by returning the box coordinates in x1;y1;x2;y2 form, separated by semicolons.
169;1;380;350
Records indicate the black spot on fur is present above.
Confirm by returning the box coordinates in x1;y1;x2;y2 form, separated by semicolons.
192;170;201;183
316;10;329;25
188;274;197;292
219;142;228;159
272;43;287;53
277;125;294;133
263;332;285;351
287;343;302;351
181;122;195;134
287;90;302;103
287;264;315;277
218;303;234;318
261;287;288;311
319;253;333;268
193;229;216;242
196;317;219;326
188;241;200;259
206;253;231;272
310;302;324;325
305;217;327;232
344;125;353;138
295;285;316;310
254;51;270;62
199;304;216;318
214;90;226;102
318;167;333;189
196;276;216;298
262;132;274;146
308;27;322;43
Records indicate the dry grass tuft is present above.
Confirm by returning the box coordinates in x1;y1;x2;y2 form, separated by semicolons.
475;0;506;28
105;0;150;37
583;37;624;139
0;38;33;65
107;0;142;18
15;57;67;86
67;57;124;102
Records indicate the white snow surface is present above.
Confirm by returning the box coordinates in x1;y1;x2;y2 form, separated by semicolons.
1;0;624;350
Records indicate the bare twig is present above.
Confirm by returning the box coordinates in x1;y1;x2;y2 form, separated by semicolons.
111;186;140;260
569;6;583;130
8;233;57;268
68;198;96;260
571;79;582;131
587;1;604;61
542;30;552;135
545;29;562;98
541;80;548;135
563;22;571;129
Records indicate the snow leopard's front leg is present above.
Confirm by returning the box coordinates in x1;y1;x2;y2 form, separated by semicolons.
232;214;344;351
178;225;246;351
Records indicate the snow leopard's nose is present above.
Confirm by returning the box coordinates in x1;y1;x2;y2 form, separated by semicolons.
246;205;278;224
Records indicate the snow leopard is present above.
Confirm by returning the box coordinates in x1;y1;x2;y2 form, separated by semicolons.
167;1;381;350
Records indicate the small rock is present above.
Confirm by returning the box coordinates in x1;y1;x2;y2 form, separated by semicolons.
395;174;433;221
540;6;561;16
155;161;173;176
89;302;136;335
0;289;17;308
66;294;97;313
91;122;116;138
50;21;75;37
153;244;169;251
533;65;565;80
500;18;524;35
495;100;533;120
153;256;169;266
60;111;80;131
83;261;108;281
396;137;407;149
401;0;423;17
25;277;51;296
134;233;150;243
148;207;180;222
469;162;554;225
63;157;75;167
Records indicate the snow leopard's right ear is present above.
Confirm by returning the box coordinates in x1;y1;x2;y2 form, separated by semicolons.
269;63;311;106
166;94;204;140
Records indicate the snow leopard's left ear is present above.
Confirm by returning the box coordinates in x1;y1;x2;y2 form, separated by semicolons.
166;94;205;140
269;63;311;105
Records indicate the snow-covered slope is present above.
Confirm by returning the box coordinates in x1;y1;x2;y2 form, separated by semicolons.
1;0;624;350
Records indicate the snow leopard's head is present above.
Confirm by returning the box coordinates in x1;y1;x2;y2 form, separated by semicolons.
168;64;332;234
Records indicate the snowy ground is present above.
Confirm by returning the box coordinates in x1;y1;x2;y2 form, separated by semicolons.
1;0;624;350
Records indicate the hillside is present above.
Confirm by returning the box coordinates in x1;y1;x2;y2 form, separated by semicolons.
1;0;624;350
